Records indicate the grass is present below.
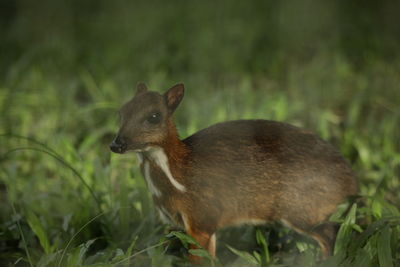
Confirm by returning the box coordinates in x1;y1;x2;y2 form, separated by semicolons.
1;57;399;266
1;1;400;266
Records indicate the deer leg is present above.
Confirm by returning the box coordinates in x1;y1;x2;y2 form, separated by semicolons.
182;214;216;264
309;222;339;258
282;218;338;259
186;229;216;264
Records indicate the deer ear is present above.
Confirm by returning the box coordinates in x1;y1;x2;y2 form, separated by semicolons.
164;83;184;113
135;82;148;96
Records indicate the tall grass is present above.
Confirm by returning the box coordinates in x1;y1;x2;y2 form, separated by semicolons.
1;0;400;266
1;56;399;266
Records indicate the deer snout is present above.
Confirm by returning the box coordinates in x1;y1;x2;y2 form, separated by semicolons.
110;136;127;154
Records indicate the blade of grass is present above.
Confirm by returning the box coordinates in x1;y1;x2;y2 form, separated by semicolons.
67;238;97;267
334;203;357;256
255;228;269;266
0;133;59;155
377;225;393;267
26;210;52;254
111;240;169;266
58;212;105;267
226;244;259;265
11;202;34;267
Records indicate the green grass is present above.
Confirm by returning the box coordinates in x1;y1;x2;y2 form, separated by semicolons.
1;57;399;266
1;1;400;266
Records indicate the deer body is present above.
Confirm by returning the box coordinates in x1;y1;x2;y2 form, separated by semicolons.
110;83;358;261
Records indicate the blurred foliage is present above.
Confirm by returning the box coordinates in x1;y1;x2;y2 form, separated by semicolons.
0;0;400;266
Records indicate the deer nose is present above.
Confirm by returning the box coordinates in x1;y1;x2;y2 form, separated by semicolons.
110;136;127;154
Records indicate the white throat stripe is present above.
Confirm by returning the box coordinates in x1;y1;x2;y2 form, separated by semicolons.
148;148;186;192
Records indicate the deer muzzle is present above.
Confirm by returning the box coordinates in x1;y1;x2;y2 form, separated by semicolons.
109;136;127;154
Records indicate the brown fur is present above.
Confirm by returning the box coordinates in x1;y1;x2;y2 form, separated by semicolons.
110;83;358;262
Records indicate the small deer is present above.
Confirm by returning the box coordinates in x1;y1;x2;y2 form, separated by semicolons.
110;83;358;263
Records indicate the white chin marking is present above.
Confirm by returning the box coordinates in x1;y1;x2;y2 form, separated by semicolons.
147;147;186;192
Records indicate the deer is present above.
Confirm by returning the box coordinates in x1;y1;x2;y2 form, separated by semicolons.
110;83;358;264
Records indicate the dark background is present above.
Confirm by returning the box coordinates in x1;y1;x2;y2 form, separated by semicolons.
1;0;400;79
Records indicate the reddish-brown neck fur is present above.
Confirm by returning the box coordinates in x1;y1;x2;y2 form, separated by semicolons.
161;119;189;167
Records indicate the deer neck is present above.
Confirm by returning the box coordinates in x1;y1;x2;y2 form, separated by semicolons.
141;119;189;194
162;120;189;164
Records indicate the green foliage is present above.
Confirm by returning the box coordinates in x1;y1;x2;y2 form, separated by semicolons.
1;0;400;266
256;229;270;266
25;210;53;255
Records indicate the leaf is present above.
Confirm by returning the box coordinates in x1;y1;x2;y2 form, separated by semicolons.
352;248;371;267
333;203;368;264
255;229;270;265
111;248;125;261
37;251;59;267
372;196;383;219
167;231;200;249
362;233;377;261
329;202;350;222
125;235;138;261
377;225;393;267
26;210;52;254
352;224;363;233
296;242;309;253
334;203;358;256
188;248;212;259
253;251;261;262
67;239;97;267
348;218;388;254
226;244;259;265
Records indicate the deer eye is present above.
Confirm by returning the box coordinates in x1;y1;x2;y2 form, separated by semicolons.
146;112;162;124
